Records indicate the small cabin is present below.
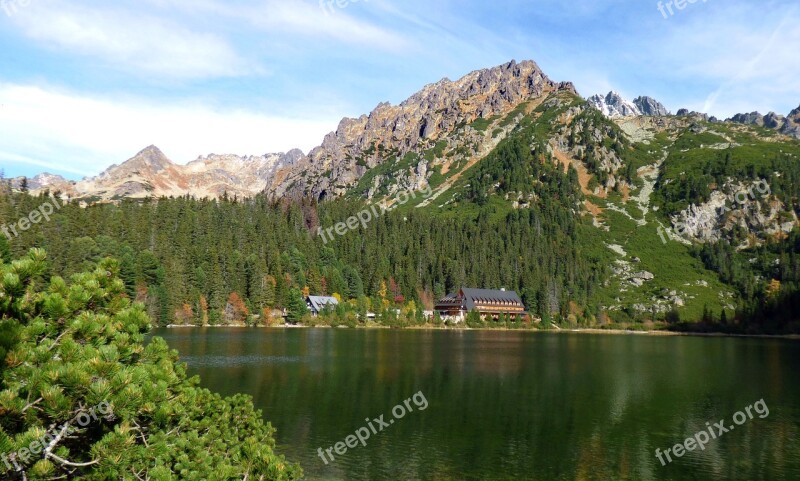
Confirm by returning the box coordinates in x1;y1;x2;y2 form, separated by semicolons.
306;296;339;316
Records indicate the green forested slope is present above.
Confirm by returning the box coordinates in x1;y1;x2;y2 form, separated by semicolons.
2;95;800;333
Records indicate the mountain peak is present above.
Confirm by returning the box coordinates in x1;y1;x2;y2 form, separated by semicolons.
588;92;640;118
132;145;172;169
633;96;670;116
588;92;668;118
267;59;561;200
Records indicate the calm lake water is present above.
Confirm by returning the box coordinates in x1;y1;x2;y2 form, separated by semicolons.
153;328;800;481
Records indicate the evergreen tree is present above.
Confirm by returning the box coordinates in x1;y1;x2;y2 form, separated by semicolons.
286;288;307;324
0;249;301;480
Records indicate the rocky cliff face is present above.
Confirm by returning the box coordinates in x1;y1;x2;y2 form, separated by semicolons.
587;92;669;118
670;182;796;244
633;96;670;116
266;60;569;200
588;92;640;118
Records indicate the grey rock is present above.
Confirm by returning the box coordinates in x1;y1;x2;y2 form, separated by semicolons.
727;104;800;139
631;271;655;281
763;112;786;129
780;105;800;138
728;111;764;126
633;96;670;116
587;91;640;118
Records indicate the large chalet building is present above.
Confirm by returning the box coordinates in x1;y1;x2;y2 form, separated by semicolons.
435;288;527;321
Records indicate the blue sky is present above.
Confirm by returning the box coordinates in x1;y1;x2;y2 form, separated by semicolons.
1;0;798;180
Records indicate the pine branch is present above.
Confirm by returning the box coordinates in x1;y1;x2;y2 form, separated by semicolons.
46;452;100;468
21;397;42;413
42;422;100;469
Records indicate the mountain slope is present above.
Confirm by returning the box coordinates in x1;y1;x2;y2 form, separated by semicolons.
266;60;575;201
7;58;800;330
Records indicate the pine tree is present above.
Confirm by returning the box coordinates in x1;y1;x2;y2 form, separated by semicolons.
286;288;307;324
0;249;302;480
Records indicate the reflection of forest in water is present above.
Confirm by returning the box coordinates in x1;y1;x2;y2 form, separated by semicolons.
156;328;800;481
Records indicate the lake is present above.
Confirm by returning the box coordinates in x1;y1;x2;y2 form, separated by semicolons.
153;328;800;480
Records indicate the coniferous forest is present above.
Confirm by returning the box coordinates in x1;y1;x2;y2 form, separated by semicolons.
0;159;600;329
2;136;800;334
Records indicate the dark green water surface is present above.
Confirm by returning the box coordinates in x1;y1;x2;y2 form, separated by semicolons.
153;328;800;480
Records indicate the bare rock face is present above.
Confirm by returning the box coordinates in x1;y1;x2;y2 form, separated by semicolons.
633;96;670;116
588;92;669;118
727;105;800;139
266;60;563;200
588;92;641;118
728;112;765;127
669;181;796;245
781;105;800;138
763;112;786;129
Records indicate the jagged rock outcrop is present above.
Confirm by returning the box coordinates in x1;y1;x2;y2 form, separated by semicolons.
763;112;785;129
266;60;569;200
588;92;668;118
676;109;712;122
727;105;800;139
729;111;765;126
588;92;641;118
781;106;800;138
633;96;670;116
669;182;796;245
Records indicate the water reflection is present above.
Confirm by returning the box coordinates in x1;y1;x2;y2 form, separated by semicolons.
155;328;800;481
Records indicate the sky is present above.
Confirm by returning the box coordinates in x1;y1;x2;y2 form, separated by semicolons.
0;0;798;180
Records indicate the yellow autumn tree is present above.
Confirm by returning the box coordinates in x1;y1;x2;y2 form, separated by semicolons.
766;279;781;298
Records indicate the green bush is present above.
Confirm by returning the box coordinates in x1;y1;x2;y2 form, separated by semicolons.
0;249;302;480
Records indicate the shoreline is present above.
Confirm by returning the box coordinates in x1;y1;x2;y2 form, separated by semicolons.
161;324;800;340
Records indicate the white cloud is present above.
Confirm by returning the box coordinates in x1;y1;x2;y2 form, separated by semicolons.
250;0;411;52
0;83;339;177
9;0;250;79
141;0;412;52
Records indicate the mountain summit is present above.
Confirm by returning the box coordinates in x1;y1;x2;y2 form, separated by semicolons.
13;60;797;205
266;59;576;200
588;91;669;118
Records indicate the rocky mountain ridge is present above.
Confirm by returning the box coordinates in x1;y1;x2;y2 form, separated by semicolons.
588;91;670;118
726;106;800;138
15;146;303;201
266;60;574;200
13;60;800;206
